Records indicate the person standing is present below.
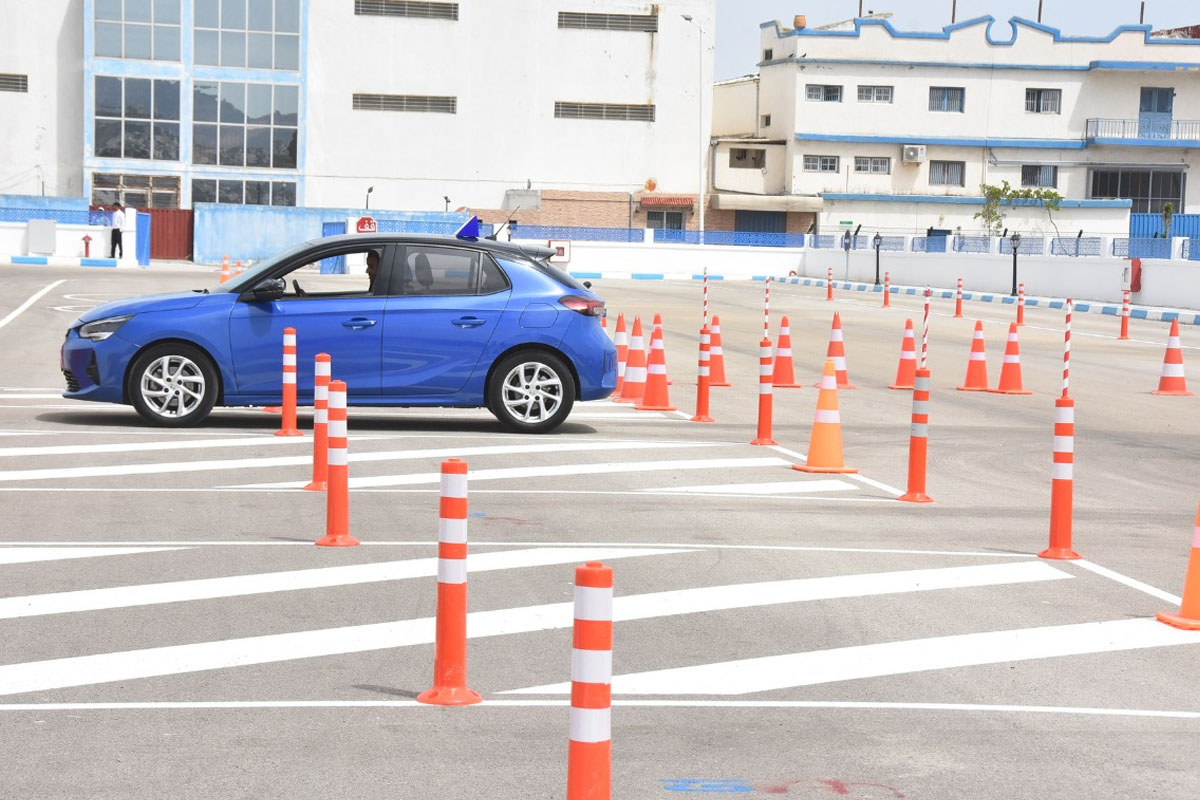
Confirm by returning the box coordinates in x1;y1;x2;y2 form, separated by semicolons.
109;203;125;259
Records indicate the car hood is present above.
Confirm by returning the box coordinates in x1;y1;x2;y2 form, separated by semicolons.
76;291;209;325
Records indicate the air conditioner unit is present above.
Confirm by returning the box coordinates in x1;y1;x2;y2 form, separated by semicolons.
902;145;927;163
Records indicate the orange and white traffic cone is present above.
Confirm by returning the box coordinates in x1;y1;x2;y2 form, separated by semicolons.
771;316;802;388
989;322;1033;395
1039;396;1080;560
616;317;646;403
219;255;230;283
315;380;359;547
882;271;891;308
566;561;613;800
1156;498;1200;630
234;259;243;277
751;337;777;446
1152;318;1193;396
888;319;917;390
652;313;672;385
636;325;676;411
690;324;714;423
957;320;989;391
275;327;302;435
826;312;855;390
898;368;933;503
417;458;482;705
613;313;628;398
709;315;731;387
302;353;331;491
793;359;857;474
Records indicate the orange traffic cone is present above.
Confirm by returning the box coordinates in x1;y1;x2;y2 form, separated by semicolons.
709;315;731;387
1156;498;1200;630
957;320;989;392
613;313;628;398
826;312;855;389
888;319;917;390
652;313;672;385
219;255;230;283
234;259;244;276
793;359;857;474
616;317;646;403
636;325;676;411
989;322;1033;395
771;316;802;388
1152;318;1193;396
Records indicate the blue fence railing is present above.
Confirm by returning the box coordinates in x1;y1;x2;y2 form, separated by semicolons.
1000;236;1045;255
1113;237;1173;259
1050;237;1103;257
808;234;837;249
375;219;495;237
953;235;991;254
651;229;805;247
512;225;641;243
0;207;112;225
911;236;948;253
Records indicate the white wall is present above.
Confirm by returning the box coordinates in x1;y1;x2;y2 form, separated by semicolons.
0;219;136;261
817;198;1131;237
713;77;758;136
712;141;786;195
1136;259;1200;310
557;240;804;278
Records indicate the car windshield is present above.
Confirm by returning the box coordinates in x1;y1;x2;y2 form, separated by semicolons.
214;239;319;293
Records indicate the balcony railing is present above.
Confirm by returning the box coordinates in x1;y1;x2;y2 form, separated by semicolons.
1085;118;1200;142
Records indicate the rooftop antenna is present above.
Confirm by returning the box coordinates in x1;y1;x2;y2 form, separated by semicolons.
951;0;957;24
1038;0;1044;23
1140;1;1146;24
487;206;520;241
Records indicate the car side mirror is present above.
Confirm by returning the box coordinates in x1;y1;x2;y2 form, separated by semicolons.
582;280;593;289
248;277;285;302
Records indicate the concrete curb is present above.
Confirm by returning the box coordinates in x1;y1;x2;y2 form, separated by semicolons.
1;255;140;268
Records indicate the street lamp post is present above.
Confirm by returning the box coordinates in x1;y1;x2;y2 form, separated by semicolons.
365;185;374;210
1010;231;1022;296
873;232;883;286
443;195;451;212
681;14;705;244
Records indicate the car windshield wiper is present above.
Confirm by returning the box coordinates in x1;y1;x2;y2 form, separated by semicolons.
192;288;209;294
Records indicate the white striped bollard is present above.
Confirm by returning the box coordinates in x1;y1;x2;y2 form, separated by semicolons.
690;325;714;423
567;561;613;800
750;337;776;445
275;327;301;436
954;277;963;318
1016;283;1026;327
303;353;331;491
316;380;358;547
898;368;933;503
1119;289;1130;340
1039;394;1080;560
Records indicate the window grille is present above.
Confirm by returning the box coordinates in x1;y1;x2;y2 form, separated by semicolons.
353;93;457;113
0;73;28;92
554;102;655;121
355;1;458;19
557;12;657;31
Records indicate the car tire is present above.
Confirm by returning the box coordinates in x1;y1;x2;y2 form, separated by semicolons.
487;350;576;434
127;342;219;427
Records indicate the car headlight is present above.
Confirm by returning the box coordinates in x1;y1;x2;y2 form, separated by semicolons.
78;314;133;342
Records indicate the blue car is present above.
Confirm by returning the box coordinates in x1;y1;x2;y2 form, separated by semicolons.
61;227;616;433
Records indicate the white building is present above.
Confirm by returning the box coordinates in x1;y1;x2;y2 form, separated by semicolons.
712;15;1200;239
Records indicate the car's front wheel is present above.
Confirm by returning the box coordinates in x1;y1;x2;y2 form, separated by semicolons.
127;342;218;427
487;351;576;433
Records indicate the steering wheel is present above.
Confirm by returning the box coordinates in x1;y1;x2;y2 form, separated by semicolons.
292;279;306;297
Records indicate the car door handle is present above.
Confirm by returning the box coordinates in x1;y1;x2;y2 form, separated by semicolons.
452;316;486;328
342;317;377;329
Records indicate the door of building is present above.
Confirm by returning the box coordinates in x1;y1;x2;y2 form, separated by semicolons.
1139;87;1174;140
147;209;193;260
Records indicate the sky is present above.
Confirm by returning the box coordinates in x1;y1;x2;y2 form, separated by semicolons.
715;0;1200;79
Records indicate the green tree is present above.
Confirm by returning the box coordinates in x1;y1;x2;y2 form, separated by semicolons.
974;181;1064;239
1162;201;1175;239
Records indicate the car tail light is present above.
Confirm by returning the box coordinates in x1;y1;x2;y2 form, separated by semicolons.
560;295;605;316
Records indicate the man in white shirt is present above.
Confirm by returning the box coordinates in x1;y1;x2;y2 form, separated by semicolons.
109;203;125;258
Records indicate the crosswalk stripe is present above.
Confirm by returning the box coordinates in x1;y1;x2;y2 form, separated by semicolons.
0;560;1067;696
0;546;187;566
643;480;857;495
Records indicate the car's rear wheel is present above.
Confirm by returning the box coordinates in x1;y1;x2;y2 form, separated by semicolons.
127;343;218;427
487;351;575;433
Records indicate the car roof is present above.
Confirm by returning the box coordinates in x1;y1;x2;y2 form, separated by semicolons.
314;233;554;261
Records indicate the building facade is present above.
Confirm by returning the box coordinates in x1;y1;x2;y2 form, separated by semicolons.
712;15;1200;237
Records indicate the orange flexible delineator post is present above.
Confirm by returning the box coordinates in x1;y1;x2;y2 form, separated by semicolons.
690;325;714;423
708;315;731;387
826;312;855;390
219;255;230;283
989;322;1033;395
751;337;777;446
417;458;483;705
954;277;964;318
1038;396;1080;560
303;353;331;491
316;380;359;548
567;561;613;800
1017;283;1026;327
826;266;834;302
1156;498;1200;630
636;325;676;411
771;316;802;388
613;313;627;398
957;320;989;391
1152;318;1193;396
616;317;647;403
275;327;303;435
1119;290;1130;340
882;271;891;308
888;319;917;390
793;359;857;474
898;368;933;503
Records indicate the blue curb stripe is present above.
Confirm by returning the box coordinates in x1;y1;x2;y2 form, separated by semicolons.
12;256;48;265
570;272;602;279
905;288;916;295
80;258;118;267
1162;311;1178;322
1000;296;1015;304
631;273;664;280
1076;303;1091;311
1100;306;1117;315
1049;300;1064;309
1026;299;1040;306
1132;309;1149;319
982;294;995;302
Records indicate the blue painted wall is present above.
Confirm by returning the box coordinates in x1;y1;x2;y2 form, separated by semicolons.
1130;213;1200;238
0;195;90;211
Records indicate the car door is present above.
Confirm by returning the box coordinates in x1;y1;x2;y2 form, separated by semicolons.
381;244;510;398
228;244;390;397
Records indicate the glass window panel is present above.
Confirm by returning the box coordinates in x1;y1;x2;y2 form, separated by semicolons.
151;191;179;208
193;82;219;122
1140;88;1154;113
273;84;298;124
192;179;217;204
245;180;271;204
95;119;123;157
124;174;152;187
248;0;272;30
247;33;273;68
154;0;181;24
96;0;123;21
272;181;296;206
153;25;180;61
222;0;246;28
123;191;149;207
125;24;153;59
272;127;297;168
219;125;245;166
192;123;218;163
195;29;219;65
153;122;179;160
218;180;244;204
93;173;120;187
93;188;120;206
126;0;153;23
221;31;246;67
124;120;152;159
219;82;245;123
153;175;180;188
95;22;123;57
125;78;152;118
245;126;272;166
275;0;299;33
96;76;123;117
274;34;299;70
195;0;219;27
246;84;272;124
153;80;179;120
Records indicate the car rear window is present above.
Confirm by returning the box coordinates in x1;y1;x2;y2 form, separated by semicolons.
528;256;587;291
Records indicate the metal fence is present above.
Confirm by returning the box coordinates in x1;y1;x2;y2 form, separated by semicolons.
1112;237;1172;259
953;235;991;254
0;207;111;226
376;219;495;237
650;229;805;247
1184;238;1200;261
1000;236;1044;255
512;225;641;243
1050;237;1103;257
912;236;949;253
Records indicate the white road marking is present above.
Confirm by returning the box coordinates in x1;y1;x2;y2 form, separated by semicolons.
643;479;856;495
0;546;187;566
511;618;1200;696
0;560;1062;696
0;546;691;620
768;444;906;497
0;435;323;458
1072;559;1182;605
0;280;67;331
0;394;65;400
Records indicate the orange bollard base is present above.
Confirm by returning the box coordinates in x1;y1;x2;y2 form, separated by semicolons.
988;387;1033;396
1156;611;1200;630
709;380;731;388
689;413;714;423
888;382;915;391
750;436;778;446
956;386;988;393
1152;387;1194;397
416;685;483;706
792;464;857;474
302;480;327;492
263;406;282;413
274;427;302;437
773;382;803;389
898;491;933;504
1038;546;1081;560
315;533;360;547
636;401;677;411
567;740;611;800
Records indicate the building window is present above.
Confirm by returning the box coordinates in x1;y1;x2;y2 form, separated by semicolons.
854;156;891;175
1021;165;1058;188
554;102;655;121
1090;168;1184;214
352;93;456;113
806;84;842;102
95;0;181;61
0;73;29;93
857;85;893;103
94;76;180;160
803;155;839;173
929;87;964;113
192;177;295;206
729;148;766;169
1025;88;1061;114
557;11;657;32
646;210;684;230
929;160;965;186
760;114;771;127
193;81;298;168
92;173;181;208
355;0;458;19
763;48;773;61
194;0;300;70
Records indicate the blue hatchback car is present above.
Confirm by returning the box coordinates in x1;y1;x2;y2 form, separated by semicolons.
61;228;616;433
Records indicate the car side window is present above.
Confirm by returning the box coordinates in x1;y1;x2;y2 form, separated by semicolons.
278;248;385;298
479;254;511;294
398;246;480;297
